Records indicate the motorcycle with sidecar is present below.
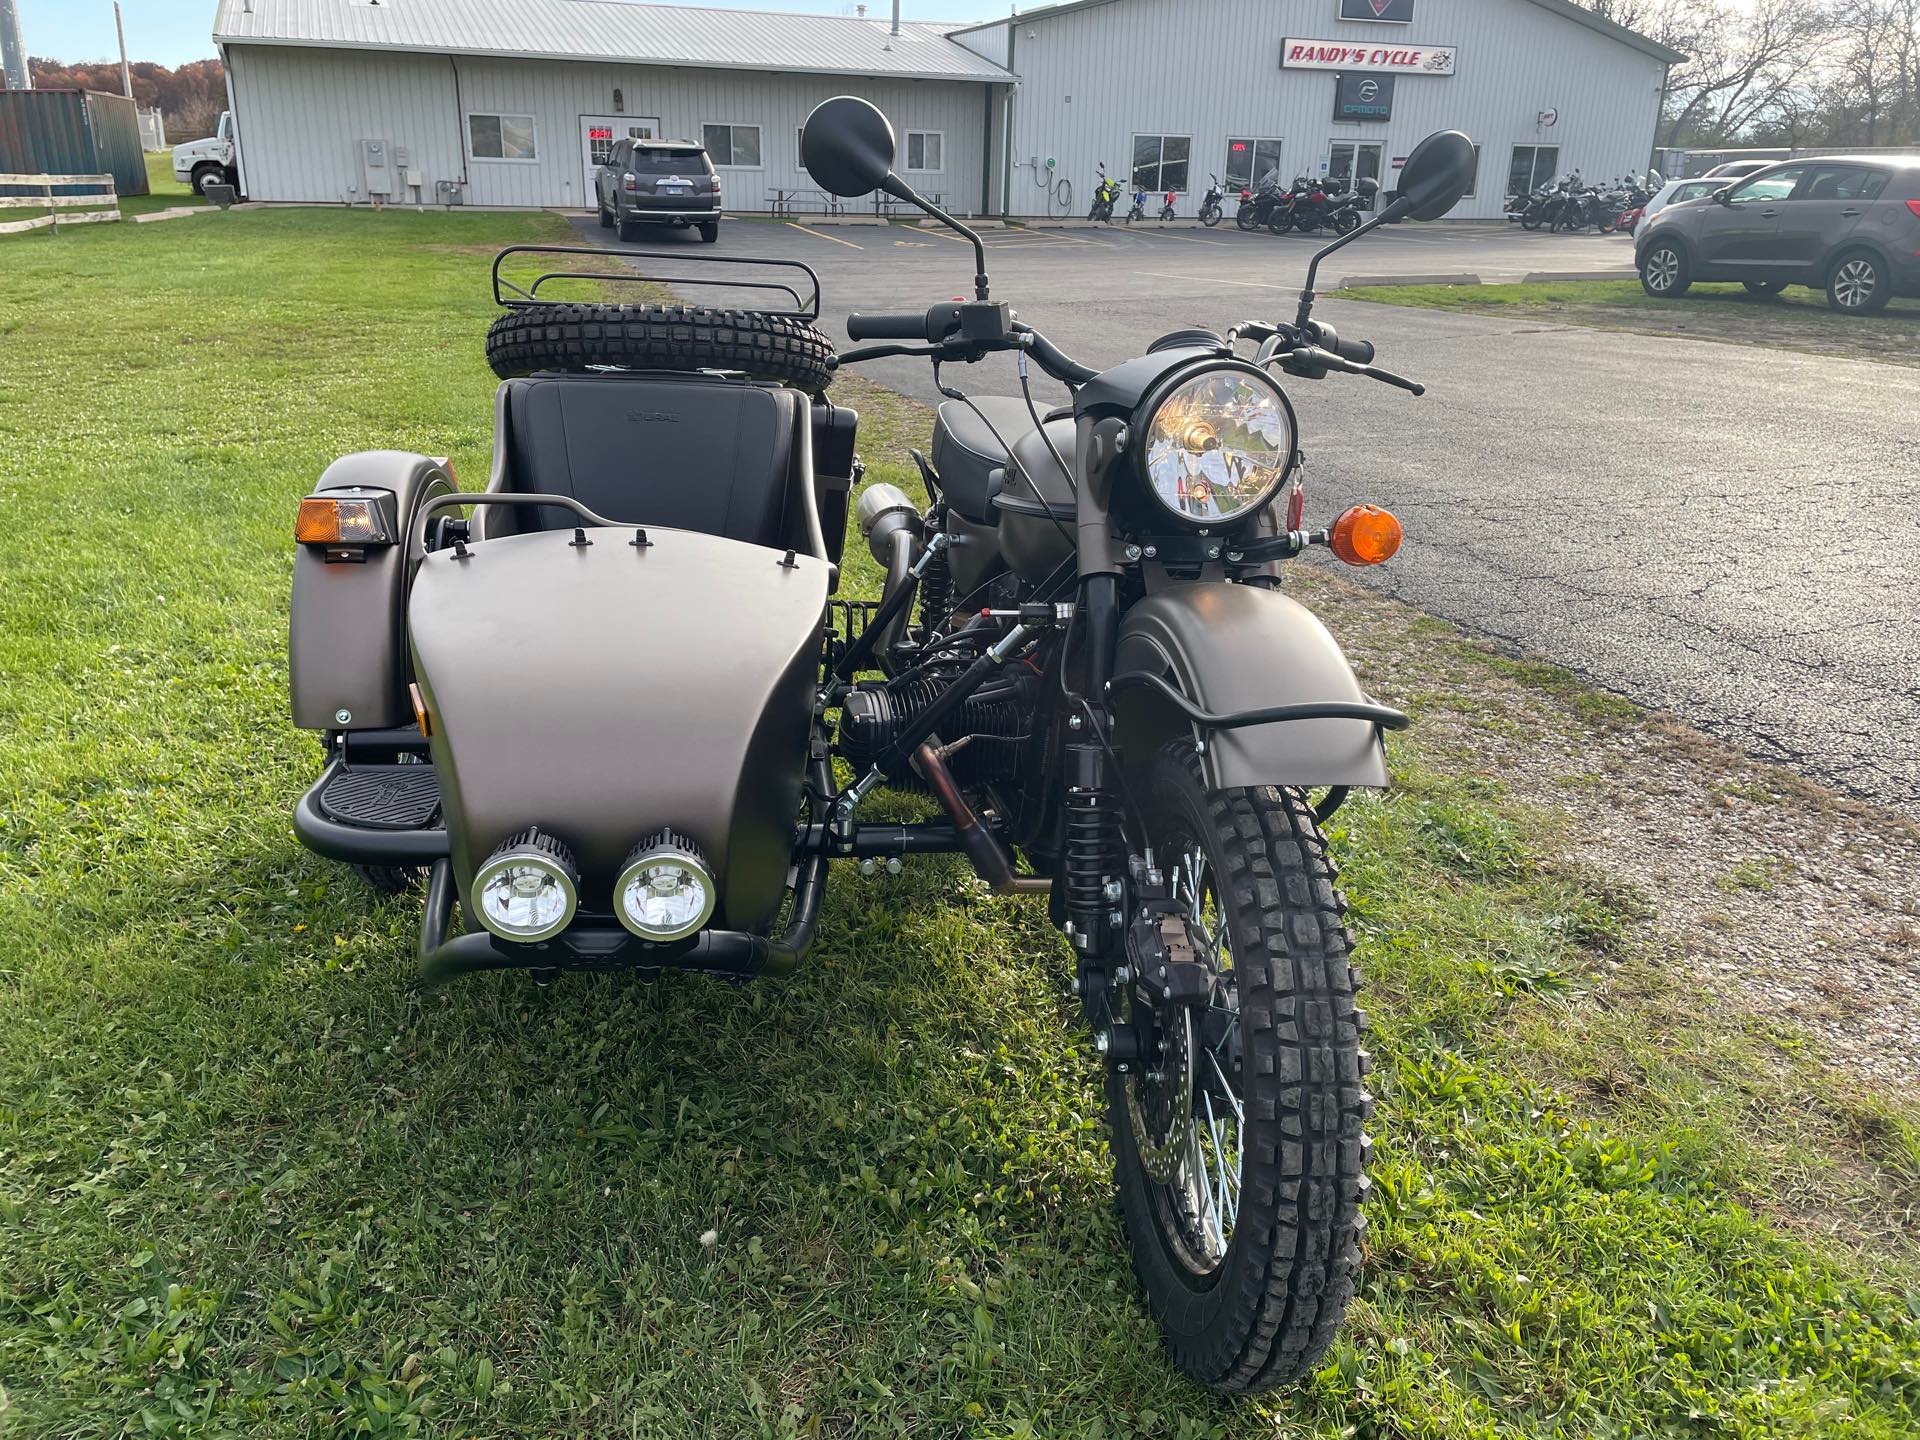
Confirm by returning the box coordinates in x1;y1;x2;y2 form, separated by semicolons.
286;96;1478;1392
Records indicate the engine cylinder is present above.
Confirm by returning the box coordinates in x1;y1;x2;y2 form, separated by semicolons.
838;673;1032;788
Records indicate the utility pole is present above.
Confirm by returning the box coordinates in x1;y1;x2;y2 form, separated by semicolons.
114;1;132;98
0;0;32;91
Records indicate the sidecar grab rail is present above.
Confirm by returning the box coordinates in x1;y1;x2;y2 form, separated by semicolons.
1107;670;1411;733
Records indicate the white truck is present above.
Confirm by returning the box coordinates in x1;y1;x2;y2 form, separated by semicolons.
173;110;239;197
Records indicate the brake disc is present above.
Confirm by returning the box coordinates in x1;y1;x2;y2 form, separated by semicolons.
1127;1003;1196;1185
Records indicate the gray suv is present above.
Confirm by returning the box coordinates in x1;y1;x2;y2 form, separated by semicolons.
595;139;722;244
1635;156;1920;314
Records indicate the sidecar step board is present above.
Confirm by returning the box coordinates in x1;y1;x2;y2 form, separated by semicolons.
317;764;443;830
294;762;449;864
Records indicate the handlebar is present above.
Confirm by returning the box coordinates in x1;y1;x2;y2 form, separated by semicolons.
847;312;940;342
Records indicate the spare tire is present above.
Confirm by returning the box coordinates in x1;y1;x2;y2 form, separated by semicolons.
485;303;835;393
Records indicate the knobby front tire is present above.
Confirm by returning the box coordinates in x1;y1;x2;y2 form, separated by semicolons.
1110;744;1370;1393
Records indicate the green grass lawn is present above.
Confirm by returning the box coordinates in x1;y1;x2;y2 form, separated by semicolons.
1341;278;1920;367
2;210;1917;1439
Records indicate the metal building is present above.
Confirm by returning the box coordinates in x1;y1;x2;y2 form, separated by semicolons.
213;0;1679;219
954;0;1681;220
214;0;1012;211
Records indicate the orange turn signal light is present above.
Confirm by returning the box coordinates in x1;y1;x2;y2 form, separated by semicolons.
409;682;433;738
1329;504;1403;567
295;493;396;547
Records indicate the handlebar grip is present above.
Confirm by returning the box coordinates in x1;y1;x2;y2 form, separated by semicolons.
1333;334;1375;365
847;312;936;342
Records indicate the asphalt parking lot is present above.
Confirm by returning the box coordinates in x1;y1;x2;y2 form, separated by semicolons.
576;215;1920;817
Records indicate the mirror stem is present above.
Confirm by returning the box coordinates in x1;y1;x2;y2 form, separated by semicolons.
1294;197;1408;329
888;176;990;300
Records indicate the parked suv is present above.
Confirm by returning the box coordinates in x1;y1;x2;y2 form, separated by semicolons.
1635;156;1920;313
595;139;721;244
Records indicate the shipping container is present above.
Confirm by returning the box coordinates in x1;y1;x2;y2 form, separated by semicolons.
0;88;150;198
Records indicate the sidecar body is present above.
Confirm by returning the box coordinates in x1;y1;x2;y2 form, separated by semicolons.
289;249;858;979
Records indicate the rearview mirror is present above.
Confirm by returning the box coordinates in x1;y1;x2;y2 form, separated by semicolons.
1384;130;1478;222
1713;186;1734;205
801;96;899;199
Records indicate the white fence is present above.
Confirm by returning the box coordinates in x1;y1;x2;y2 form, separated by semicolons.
0;173;121;235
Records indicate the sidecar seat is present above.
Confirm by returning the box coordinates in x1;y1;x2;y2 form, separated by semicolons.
486;372;801;549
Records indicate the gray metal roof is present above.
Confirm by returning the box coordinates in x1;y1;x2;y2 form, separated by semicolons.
951;0;1686;65
214;0;1015;82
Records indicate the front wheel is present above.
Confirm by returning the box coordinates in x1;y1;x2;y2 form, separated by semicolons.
1639;240;1691;298
1200;203;1222;228
1108;744;1369;1393
1235;205;1258;232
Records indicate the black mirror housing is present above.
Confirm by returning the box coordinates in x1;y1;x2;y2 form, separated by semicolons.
1387;130;1478;222
801;96;899;199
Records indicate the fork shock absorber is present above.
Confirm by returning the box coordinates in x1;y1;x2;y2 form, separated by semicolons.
1063;573;1123;958
1063;740;1121;957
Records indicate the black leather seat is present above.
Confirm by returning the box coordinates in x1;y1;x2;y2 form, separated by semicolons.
931;397;1042;525
496;373;799;546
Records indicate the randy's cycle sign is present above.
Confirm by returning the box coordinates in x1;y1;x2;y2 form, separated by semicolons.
1282;38;1457;74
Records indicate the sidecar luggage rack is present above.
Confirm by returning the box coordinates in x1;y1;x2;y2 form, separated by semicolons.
492;244;822;319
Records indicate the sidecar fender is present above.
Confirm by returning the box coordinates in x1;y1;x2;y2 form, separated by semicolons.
289;450;454;731
1112;583;1391;791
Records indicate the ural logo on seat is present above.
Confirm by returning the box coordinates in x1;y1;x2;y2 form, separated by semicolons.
626;411;679;423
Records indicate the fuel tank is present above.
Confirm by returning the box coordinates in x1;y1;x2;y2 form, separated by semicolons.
408;526;829;934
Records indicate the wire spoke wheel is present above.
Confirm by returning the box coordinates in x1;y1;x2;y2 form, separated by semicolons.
1107;742;1370;1393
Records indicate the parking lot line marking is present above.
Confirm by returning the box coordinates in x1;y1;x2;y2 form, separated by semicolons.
787;221;863;250
1133;269;1293;290
1147;231;1234;246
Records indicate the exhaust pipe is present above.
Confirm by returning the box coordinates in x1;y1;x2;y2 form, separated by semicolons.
855;483;922;668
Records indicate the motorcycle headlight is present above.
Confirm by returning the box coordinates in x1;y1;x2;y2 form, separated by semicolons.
1137;366;1296;528
473;829;579;943
615;831;717;942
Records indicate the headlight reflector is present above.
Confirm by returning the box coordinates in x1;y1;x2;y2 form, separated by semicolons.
473;829;578;943
615;831;717;941
1140;368;1295;527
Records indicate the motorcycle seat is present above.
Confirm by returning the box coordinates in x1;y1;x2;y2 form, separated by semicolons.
490;372;799;549
931;396;1043;525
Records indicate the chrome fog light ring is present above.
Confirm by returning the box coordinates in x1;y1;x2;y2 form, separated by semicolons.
615;830;718;942
472;828;580;943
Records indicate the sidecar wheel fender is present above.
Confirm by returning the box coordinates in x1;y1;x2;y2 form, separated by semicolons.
289;450;454;732
1112;583;1390;792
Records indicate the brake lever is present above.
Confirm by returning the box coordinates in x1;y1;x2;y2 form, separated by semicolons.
1274;346;1425;397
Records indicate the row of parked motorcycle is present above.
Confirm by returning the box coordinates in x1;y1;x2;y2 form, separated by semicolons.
1505;170;1662;235
1086;166;1381;235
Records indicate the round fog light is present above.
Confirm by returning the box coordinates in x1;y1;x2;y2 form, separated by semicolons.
473;828;578;943
615;831;717;941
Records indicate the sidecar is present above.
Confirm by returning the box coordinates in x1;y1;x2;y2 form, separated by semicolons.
288;247;863;981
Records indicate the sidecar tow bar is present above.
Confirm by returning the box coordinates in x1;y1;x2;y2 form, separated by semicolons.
1107;671;1411;734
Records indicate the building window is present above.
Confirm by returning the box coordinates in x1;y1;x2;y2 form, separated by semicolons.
1463;143;1483;198
1506;144;1560;197
905;131;944;173
703;123;763;168
1225;137;1284;191
468;113;537;162
1131;134;1191;194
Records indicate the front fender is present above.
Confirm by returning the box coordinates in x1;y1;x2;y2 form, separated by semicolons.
1112;582;1390;791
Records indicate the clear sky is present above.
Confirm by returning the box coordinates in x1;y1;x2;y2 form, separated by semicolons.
20;0;1021;67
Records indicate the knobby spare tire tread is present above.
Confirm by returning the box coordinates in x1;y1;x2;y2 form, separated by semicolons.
486;303;835;393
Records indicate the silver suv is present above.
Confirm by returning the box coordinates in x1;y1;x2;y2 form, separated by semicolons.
1634;156;1920;314
595;139;722;245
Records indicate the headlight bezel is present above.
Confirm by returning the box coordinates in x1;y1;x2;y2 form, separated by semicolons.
1132;360;1299;532
471;829;580;944
614;831;718;943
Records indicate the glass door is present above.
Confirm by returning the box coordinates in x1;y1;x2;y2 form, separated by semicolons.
1328;140;1384;211
580;116;661;197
